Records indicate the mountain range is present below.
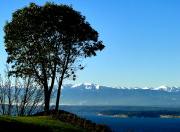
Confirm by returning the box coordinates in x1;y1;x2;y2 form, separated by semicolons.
55;83;180;106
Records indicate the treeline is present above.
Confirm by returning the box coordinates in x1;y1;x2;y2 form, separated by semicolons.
100;110;180;118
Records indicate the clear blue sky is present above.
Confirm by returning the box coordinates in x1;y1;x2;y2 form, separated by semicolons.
1;0;180;88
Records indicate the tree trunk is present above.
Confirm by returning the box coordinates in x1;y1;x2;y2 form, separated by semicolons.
44;94;50;115
44;90;51;115
55;76;63;112
55;45;71;113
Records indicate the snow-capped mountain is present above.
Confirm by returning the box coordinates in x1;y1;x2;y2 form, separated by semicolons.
56;83;180;106
60;83;180;92
153;86;180;92
70;83;100;90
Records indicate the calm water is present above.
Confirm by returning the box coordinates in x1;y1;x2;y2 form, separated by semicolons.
77;113;180;132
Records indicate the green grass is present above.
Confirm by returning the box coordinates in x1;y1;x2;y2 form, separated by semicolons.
0;115;87;132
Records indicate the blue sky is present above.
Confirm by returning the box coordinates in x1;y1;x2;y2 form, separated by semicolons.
1;0;180;88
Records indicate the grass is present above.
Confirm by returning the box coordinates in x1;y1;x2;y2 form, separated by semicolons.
0;115;87;132
34;110;113;132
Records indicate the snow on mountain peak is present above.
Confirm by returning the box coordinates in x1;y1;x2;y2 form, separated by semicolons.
71;83;100;90
111;86;126;89
142;87;151;90
61;83;180;92
152;85;180;92
84;83;100;90
71;83;83;88
158;85;169;89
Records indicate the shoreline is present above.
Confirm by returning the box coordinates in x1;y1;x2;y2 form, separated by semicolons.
98;113;180;118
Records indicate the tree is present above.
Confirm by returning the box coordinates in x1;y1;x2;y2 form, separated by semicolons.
4;2;104;114
0;67;44;116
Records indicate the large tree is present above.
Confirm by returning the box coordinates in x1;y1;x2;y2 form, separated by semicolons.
4;2;104;114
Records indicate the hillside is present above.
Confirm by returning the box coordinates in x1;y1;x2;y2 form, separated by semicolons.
0;115;87;132
0;110;112;132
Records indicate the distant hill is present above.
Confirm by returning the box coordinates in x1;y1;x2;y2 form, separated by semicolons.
54;83;180;106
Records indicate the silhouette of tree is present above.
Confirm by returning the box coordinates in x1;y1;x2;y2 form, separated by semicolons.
4;2;104;114
0;66;44;116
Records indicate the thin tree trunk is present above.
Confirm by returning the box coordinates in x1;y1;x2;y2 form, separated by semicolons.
55;50;70;112
55;74;64;112
55;44;72;113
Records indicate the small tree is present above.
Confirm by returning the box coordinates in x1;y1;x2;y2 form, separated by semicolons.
4;2;104;114
15;77;44;116
0;69;44;116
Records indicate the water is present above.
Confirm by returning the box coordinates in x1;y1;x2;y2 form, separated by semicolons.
77;114;180;132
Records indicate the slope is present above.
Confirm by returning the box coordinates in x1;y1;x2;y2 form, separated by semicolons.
0;115;87;132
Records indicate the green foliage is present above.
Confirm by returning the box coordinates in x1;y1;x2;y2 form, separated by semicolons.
4;2;104;79
4;2;104;113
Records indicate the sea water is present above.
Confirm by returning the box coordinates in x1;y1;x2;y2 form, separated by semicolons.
77;114;180;132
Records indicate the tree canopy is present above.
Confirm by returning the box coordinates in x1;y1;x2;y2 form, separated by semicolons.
4;2;105;114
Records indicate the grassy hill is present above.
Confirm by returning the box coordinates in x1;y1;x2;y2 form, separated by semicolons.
0;115;87;132
0;110;112;132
